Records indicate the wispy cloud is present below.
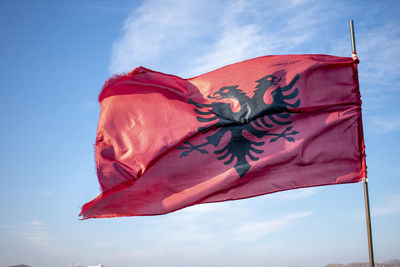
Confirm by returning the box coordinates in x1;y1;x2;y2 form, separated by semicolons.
0;221;52;246
109;0;400;85
81;100;98;111
92;241;110;248
178;199;252;217
233;211;312;241
109;0;351;77
28;221;43;226
373;194;400;217
109;0;221;74
0;221;43;229
108;210;312;267
150;201;253;245
358;21;400;86
356;20;400;135
267;188;318;202
366;115;400;134
185;0;339;77
184;0;266;76
160;209;312;246
24;229;50;245
22;221;51;246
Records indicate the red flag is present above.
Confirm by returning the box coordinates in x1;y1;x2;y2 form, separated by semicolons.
80;54;366;219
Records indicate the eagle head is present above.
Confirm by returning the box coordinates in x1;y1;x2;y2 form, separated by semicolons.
256;75;281;86
208;86;240;100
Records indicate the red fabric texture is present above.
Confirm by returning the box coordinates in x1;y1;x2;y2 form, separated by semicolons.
80;54;366;219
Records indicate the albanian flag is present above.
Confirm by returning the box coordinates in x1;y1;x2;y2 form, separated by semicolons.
80;54;366;219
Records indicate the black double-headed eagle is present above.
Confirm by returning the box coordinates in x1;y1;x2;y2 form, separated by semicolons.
178;74;300;177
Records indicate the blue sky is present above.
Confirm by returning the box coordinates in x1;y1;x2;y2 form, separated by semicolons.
0;0;399;267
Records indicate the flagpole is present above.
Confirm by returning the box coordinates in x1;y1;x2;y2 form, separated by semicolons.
349;19;375;267
363;178;375;267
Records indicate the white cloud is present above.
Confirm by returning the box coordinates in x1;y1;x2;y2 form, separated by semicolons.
28;221;43;226
0;221;44;229
355;20;400;131
124;200;313;253
373;194;400;217
107;211;311;267
0;221;53;247
366;115;400;134
358;21;400;86
93;242;110;248
108;0;400;91
267;188;318;202
24;229;50;244
184;0;265;76
109;0;348;77
181;0;337;76
148;201;252;246
178;199;251;216
22;221;51;246
233;211;312;241
109;0;220;74
82;101;98;110
177;202;243;220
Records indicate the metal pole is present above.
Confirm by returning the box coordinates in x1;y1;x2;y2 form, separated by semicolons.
349;19;374;267
363;178;375;267
349;20;357;54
